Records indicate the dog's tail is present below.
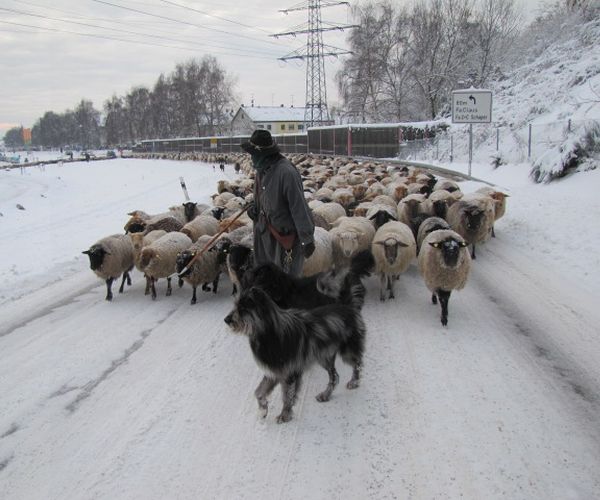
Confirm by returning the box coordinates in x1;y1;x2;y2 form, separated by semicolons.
338;250;375;310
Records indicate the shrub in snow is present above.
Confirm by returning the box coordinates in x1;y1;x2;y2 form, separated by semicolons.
490;153;503;169
530;123;600;183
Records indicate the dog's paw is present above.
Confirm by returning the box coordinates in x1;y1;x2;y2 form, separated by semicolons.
316;392;331;403
346;380;360;390
276;411;293;424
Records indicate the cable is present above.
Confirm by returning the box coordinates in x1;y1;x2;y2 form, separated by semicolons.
0;19;277;59
0;6;281;56
90;0;287;48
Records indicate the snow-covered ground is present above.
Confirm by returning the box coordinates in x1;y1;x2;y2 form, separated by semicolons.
1;157;599;499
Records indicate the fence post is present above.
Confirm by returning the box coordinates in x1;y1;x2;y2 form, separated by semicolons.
468;124;473;177
496;128;500;151
528;123;532;159
568;119;571;133
347;126;352;157
450;135;453;163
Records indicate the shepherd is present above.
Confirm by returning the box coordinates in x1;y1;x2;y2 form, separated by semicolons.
241;129;315;276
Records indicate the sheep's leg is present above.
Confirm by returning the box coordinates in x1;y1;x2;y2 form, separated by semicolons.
178;277;184;288
166;277;172;296
316;355;339;402
191;286;197;305
125;271;132;286
432;293;438;304
151;278;157;300
491;225;496;238
232;283;237;295
105;278;114;301
379;273;386;302
118;272;128;293
212;274;220;294
438;289;451;326
471;244;477;260
388;275;395;300
144;275;151;295
255;375;278;418
202;283;211;292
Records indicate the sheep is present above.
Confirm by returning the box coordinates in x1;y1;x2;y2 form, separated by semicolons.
366;204;398;230
139;232;193;299
212;191;236;207
329;216;376;269
312;202;346;229
82;234;134;301
371;221;416;301
446;194;495;259
434;179;461;193
180;215;219;242
331;188;356;211
427;189;461;220
418;229;472;326
475;187;509;237
416;216;451;253
397;193;429;232
129;229;167;295
144;215;184;234
302;226;334;276
175;235;222;304
385;181;409;202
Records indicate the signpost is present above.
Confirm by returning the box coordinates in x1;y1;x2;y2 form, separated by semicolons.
451;89;492;177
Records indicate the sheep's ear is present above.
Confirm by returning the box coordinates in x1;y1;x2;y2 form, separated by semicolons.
82;250;90;255
397;241;409;248
374;241;385;246
429;242;440;248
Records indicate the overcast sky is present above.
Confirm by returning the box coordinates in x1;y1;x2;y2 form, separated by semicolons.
0;0;548;137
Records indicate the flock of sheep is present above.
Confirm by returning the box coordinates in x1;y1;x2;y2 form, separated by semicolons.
82;151;508;326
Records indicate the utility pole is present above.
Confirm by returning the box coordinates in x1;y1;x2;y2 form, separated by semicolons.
272;1;357;128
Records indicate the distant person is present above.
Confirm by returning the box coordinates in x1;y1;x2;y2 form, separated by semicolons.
219;163;225;172
241;129;315;276
234;162;241;174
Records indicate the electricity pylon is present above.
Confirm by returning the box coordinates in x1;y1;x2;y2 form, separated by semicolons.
272;1;358;127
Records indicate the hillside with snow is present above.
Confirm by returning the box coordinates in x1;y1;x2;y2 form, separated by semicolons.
443;16;600;182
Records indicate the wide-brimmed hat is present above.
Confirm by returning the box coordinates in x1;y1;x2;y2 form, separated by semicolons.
240;129;279;154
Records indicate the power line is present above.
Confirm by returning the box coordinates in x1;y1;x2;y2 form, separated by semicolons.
156;0;273;35
0;6;281;57
90;0;288;49
0;19;277;59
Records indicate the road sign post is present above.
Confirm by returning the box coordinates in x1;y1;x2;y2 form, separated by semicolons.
452;89;493;177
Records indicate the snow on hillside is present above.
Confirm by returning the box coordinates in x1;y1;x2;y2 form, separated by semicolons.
446;18;600;181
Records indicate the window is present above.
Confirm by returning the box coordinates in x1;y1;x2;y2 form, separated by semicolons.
257;124;264;129
298;124;304;131
289;124;295;130
266;124;271;130
281;124;286;131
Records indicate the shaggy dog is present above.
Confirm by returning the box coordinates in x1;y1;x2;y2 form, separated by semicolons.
239;249;375;310
224;279;367;423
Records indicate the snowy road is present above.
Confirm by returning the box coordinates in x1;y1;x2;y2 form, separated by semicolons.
1;159;599;500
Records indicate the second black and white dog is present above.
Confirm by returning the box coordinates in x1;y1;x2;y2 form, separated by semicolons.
224;263;369;423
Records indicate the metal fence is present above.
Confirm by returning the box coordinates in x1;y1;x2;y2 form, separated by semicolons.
136;118;598;164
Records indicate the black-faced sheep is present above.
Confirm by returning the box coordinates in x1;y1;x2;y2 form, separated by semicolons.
418;229;471;326
416;217;451;253
176;235;222;304
371;221;416;301
82;234;134;301
446;194;495;259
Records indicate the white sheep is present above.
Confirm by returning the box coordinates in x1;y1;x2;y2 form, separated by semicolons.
139;232;192;299
82;234;134;301
302;226;334;276
418;229;472;326
312;202;347;229
475;187;509;237
329;216;376;268
416;216;450;253
180;215;219;242
446;193;495;259
371;221;416;301
433;179;461;193
129;229;167;295
175;235;222;305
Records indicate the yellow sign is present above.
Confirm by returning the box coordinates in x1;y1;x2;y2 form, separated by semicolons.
210;138;218;149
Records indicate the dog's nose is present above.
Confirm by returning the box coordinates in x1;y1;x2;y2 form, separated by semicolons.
224;313;232;325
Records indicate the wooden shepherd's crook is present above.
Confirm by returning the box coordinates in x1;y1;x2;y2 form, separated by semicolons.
177;206;249;277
